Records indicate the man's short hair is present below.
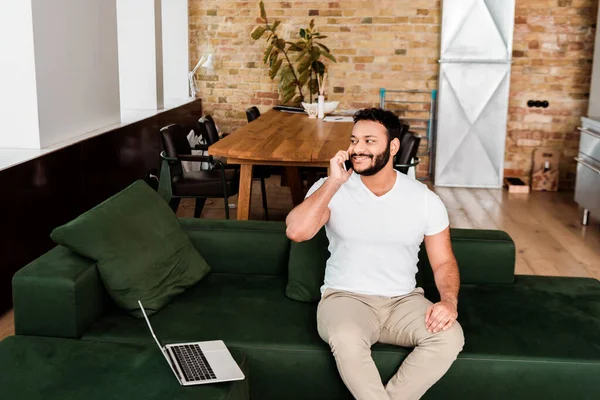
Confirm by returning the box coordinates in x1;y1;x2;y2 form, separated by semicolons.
353;108;403;142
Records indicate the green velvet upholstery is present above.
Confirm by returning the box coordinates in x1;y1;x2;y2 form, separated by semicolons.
180;218;290;276
12;218;600;399
50;180;211;317
286;227;516;303
75;273;600;399
0;335;249;400
12;245;108;339
418;228;516;285
286;227;330;302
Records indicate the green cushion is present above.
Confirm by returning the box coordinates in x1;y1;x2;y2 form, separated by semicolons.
285;227;329;302
286;228;516;303
179;218;290;276
418;228;516;285
0;336;249;400
50;180;210;317
83;274;600;362
83;273;325;350
13;245;109;339
80;273;600;399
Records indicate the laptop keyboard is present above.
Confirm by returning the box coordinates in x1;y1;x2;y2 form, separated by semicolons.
171;344;216;382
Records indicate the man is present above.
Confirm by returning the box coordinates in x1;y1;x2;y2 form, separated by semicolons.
285;108;464;400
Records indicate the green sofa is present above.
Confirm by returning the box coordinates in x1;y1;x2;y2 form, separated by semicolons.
11;219;600;399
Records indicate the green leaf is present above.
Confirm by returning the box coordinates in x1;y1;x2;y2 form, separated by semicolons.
310;19;315;29
315;42;330;53
281;63;292;75
299;29;306;39
315;35;328;39
321;50;337;63
272;20;280;31
269;59;283;79
275;38;286;50
309;78;320;94
287;41;304;51
280;69;295;88
263;43;274;64
259;1;267;21
269;51;279;67
312;60;326;75
297;56;312;74
293;95;305;104
251;26;266;40
310;46;321;61
282;86;297;105
298;68;310;87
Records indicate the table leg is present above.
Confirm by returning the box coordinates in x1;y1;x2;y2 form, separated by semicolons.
285;166;304;206
237;164;253;220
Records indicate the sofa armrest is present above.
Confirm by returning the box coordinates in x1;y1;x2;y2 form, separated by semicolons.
12;245;110;338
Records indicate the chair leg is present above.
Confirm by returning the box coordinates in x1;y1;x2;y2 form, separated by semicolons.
260;178;269;221
223;196;230;219
169;198;181;213
194;198;206;218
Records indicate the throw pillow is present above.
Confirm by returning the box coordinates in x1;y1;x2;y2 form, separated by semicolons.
285;228;330;303
50;180;210;317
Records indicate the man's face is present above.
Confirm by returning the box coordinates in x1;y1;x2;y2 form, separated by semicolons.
347;120;394;176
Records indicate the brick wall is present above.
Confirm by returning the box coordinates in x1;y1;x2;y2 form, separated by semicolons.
507;1;597;188
189;0;597;186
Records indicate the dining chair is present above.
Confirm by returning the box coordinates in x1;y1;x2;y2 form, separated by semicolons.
246;106;261;122
158;123;239;219
394;132;421;175
198;115;270;220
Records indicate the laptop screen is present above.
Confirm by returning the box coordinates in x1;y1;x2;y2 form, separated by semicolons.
138;300;165;350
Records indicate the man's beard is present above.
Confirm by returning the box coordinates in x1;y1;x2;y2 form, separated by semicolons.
352;144;391;176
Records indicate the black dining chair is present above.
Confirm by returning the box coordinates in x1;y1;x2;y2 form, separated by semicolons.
394;132;421;175
246;106;261;122
158;123;239;219
198;115;271;220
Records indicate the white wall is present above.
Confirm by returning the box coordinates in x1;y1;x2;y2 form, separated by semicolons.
31;0;121;148
162;0;190;100
0;1;41;149
117;0;164;110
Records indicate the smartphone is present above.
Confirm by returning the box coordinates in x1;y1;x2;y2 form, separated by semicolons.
343;159;353;171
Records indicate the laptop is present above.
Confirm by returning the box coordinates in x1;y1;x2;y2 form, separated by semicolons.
138;300;245;386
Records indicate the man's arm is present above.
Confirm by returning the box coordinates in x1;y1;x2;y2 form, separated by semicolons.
285;179;339;242
423;227;460;333
286;150;352;242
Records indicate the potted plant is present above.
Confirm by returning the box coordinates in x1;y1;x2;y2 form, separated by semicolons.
251;1;336;105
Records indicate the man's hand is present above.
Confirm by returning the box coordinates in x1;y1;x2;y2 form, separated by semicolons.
329;150;353;184
425;300;458;333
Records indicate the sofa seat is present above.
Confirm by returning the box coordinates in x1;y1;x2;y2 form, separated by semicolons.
0;335;249;400
82;273;600;399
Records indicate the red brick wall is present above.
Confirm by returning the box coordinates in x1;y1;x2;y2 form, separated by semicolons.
507;1;597;188
190;0;597;186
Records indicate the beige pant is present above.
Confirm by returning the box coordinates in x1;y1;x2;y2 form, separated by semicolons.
317;288;464;400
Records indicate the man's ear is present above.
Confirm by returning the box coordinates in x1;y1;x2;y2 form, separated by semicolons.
390;137;400;157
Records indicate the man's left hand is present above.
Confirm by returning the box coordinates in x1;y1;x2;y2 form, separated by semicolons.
425;300;458;333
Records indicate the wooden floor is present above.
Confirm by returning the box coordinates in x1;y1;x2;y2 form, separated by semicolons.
1;177;598;341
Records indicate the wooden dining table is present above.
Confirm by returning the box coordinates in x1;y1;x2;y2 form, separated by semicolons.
208;109;354;220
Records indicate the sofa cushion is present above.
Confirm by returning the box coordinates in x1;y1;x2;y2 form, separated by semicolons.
81;273;600;399
0;335;249;400
285;228;329;303
418;229;516;285
285;228;516;303
180;219;290;276
50;180;210;317
83;273;600;362
83;273;328;350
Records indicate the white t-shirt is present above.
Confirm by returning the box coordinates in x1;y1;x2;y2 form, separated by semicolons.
306;171;449;298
